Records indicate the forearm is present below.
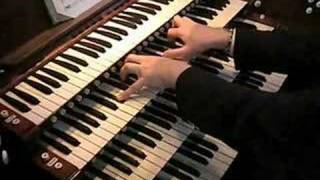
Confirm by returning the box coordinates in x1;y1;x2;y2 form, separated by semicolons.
233;29;320;74
176;67;317;147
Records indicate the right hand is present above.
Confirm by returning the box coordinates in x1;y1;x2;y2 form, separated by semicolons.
163;16;232;61
117;54;191;101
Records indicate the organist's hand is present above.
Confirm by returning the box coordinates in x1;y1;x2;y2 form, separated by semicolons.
117;54;190;101
163;16;232;60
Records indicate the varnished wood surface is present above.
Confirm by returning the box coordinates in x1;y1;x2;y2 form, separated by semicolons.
242;0;320;32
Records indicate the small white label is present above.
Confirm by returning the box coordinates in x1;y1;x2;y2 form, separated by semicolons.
41;152;50;160
0;110;9;118
54;162;63;169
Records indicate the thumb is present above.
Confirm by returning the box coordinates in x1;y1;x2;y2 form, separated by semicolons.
117;78;145;101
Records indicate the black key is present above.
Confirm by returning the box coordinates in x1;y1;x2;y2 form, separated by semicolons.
25;79;53;95
110;19;137;29
129;122;163;141
145;105;178;123
71;46;99;59
99;155;133;175
112;139;146;159
233;79;259;89
194;6;218;18
184;14;208;25
177;147;208;165
237;74;264;87
78;41;106;53
115;15;143;25
11;88;39;105
148;42;169;52
102;25;129;36
76;102;107;120
122;11;148;21
183;140;214;158
229;21;257;30
153;36;179;49
58;115;92;135
170;158;201;177
149;0;169;5
41;133;72;155
163;164;193;180
138;112;172;130
95;88;119;102
130;5;156;15
195;56;224;70
41;67;69;82
33;73;61;88
66;108;100;128
84;37;112;48
135;2;161;10
48;127;80;146
103;78;129;90
189;133;219;151
123;129;156;148
87;93;118;111
204;50;230;62
243;71;267;82
2;94;30;112
191;60;220;74
200;0;227;10
151;99;178;115
53;59;81;73
86;165;116;180
60;54;89;67
95;29;122;41
104;147;139;167
158;91;176;103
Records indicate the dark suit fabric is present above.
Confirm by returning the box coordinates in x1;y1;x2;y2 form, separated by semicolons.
176;30;320;180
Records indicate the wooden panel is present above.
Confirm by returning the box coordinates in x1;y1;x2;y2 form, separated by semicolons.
242;0;320;32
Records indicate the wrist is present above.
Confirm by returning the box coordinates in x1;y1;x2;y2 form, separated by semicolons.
209;28;233;50
169;62;191;89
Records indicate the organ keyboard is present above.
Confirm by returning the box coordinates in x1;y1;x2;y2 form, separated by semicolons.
0;0;287;179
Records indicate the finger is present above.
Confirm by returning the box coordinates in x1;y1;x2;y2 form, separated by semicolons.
163;47;188;60
120;63;141;81
172;16;184;28
117;78;145;101
124;54;143;64
167;28;182;40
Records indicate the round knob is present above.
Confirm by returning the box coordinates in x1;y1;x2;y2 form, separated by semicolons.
306;7;313;14
254;0;262;7
308;0;315;3
316;1;320;8
2;150;9;165
259;14;266;20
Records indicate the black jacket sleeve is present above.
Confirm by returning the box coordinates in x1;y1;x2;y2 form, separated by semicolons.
234;29;320;74
176;67;320;180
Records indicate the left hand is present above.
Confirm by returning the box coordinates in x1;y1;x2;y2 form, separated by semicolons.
117;54;191;101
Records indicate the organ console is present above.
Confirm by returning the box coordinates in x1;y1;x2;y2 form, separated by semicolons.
0;0;316;179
